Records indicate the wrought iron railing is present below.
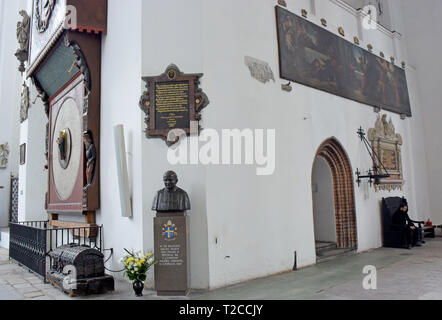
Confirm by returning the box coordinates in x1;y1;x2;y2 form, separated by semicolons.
8;175;19;224
9;222;48;279
9;221;103;282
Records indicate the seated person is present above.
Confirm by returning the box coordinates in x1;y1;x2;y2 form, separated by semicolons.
391;199;424;249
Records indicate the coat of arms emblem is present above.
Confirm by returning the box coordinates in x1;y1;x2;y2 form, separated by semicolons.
35;0;56;32
162;220;177;240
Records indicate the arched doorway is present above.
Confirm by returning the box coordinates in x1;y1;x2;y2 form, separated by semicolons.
312;138;357;258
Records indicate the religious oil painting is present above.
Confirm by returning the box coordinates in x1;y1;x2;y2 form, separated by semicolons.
275;6;412;116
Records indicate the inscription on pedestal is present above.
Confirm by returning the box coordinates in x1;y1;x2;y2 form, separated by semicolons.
154;213;189;296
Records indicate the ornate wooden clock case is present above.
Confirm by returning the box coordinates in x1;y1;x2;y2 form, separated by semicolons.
27;0;107;227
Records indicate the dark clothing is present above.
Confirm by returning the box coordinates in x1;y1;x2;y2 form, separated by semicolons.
392;210;414;228
391;209;420;246
152;187;191;212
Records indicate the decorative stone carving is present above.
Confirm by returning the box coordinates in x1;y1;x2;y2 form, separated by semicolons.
31;77;49;116
0;143;10;169
277;0;287;7
20;84;30;123
83;131;96;192
244;56;275;84
301;9;308;18
368;114;404;192
35;0;56;33
64;35;91;92
15;10;30;74
338;27;345;37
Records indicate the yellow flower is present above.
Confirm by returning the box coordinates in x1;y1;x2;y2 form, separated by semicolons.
125;257;134;265
146;253;152;258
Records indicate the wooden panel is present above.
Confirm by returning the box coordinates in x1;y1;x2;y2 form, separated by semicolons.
67;0;107;34
47;75;85;214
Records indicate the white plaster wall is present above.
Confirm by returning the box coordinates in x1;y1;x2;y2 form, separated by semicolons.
12;0;48;224
401;0;442;224
312;157;336;243
98;0;145;282
141;0;210;290
20;84;48;222
0;0;27;227
195;0;427;288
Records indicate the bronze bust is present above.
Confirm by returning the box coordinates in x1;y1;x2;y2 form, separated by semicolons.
152;171;191;213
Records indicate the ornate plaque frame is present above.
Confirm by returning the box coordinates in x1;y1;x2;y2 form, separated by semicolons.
368;115;404;192
139;64;209;146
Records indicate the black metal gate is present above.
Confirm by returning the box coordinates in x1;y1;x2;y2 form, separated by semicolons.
9;222;48;280
9;175;19;223
9;222;103;282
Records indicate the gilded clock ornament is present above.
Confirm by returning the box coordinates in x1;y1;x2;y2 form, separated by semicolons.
35;0;56;33
56;129;71;169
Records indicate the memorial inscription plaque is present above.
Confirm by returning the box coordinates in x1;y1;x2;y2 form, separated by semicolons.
139;64;209;146
154;214;189;296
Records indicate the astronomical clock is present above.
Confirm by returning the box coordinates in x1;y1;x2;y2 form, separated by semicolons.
26;0;107;226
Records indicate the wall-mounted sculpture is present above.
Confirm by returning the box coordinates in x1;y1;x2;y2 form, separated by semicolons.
368;114;404;192
15;10;30;74
83;130;96;192
35;0;56;33
244;56;275;84
0;143;10;169
20;84;30;123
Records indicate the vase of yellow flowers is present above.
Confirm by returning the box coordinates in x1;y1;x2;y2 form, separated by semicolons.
121;249;157;297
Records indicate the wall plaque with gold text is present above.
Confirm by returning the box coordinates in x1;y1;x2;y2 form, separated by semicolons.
140;64;209;146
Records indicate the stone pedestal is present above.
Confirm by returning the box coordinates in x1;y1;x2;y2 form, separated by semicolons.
154;212;189;296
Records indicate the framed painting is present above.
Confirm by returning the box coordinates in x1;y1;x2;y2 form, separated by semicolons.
275;6;412;117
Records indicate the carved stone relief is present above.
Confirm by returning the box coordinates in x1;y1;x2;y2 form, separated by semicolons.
0;143;9;169
35;0;56;33
244;56;275;84
15;10;30;74
20;84;30;123
367;114;404;192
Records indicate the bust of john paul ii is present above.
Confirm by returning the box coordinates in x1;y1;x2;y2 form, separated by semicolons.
152;171;191;213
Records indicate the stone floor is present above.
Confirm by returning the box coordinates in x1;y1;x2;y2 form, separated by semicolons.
1;238;442;300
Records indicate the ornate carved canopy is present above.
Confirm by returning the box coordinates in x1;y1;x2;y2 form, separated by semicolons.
368;114;404;192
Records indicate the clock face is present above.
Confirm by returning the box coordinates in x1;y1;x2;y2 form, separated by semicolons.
51;97;82;201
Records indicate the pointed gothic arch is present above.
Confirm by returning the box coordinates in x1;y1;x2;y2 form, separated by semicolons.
313;138;358;249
